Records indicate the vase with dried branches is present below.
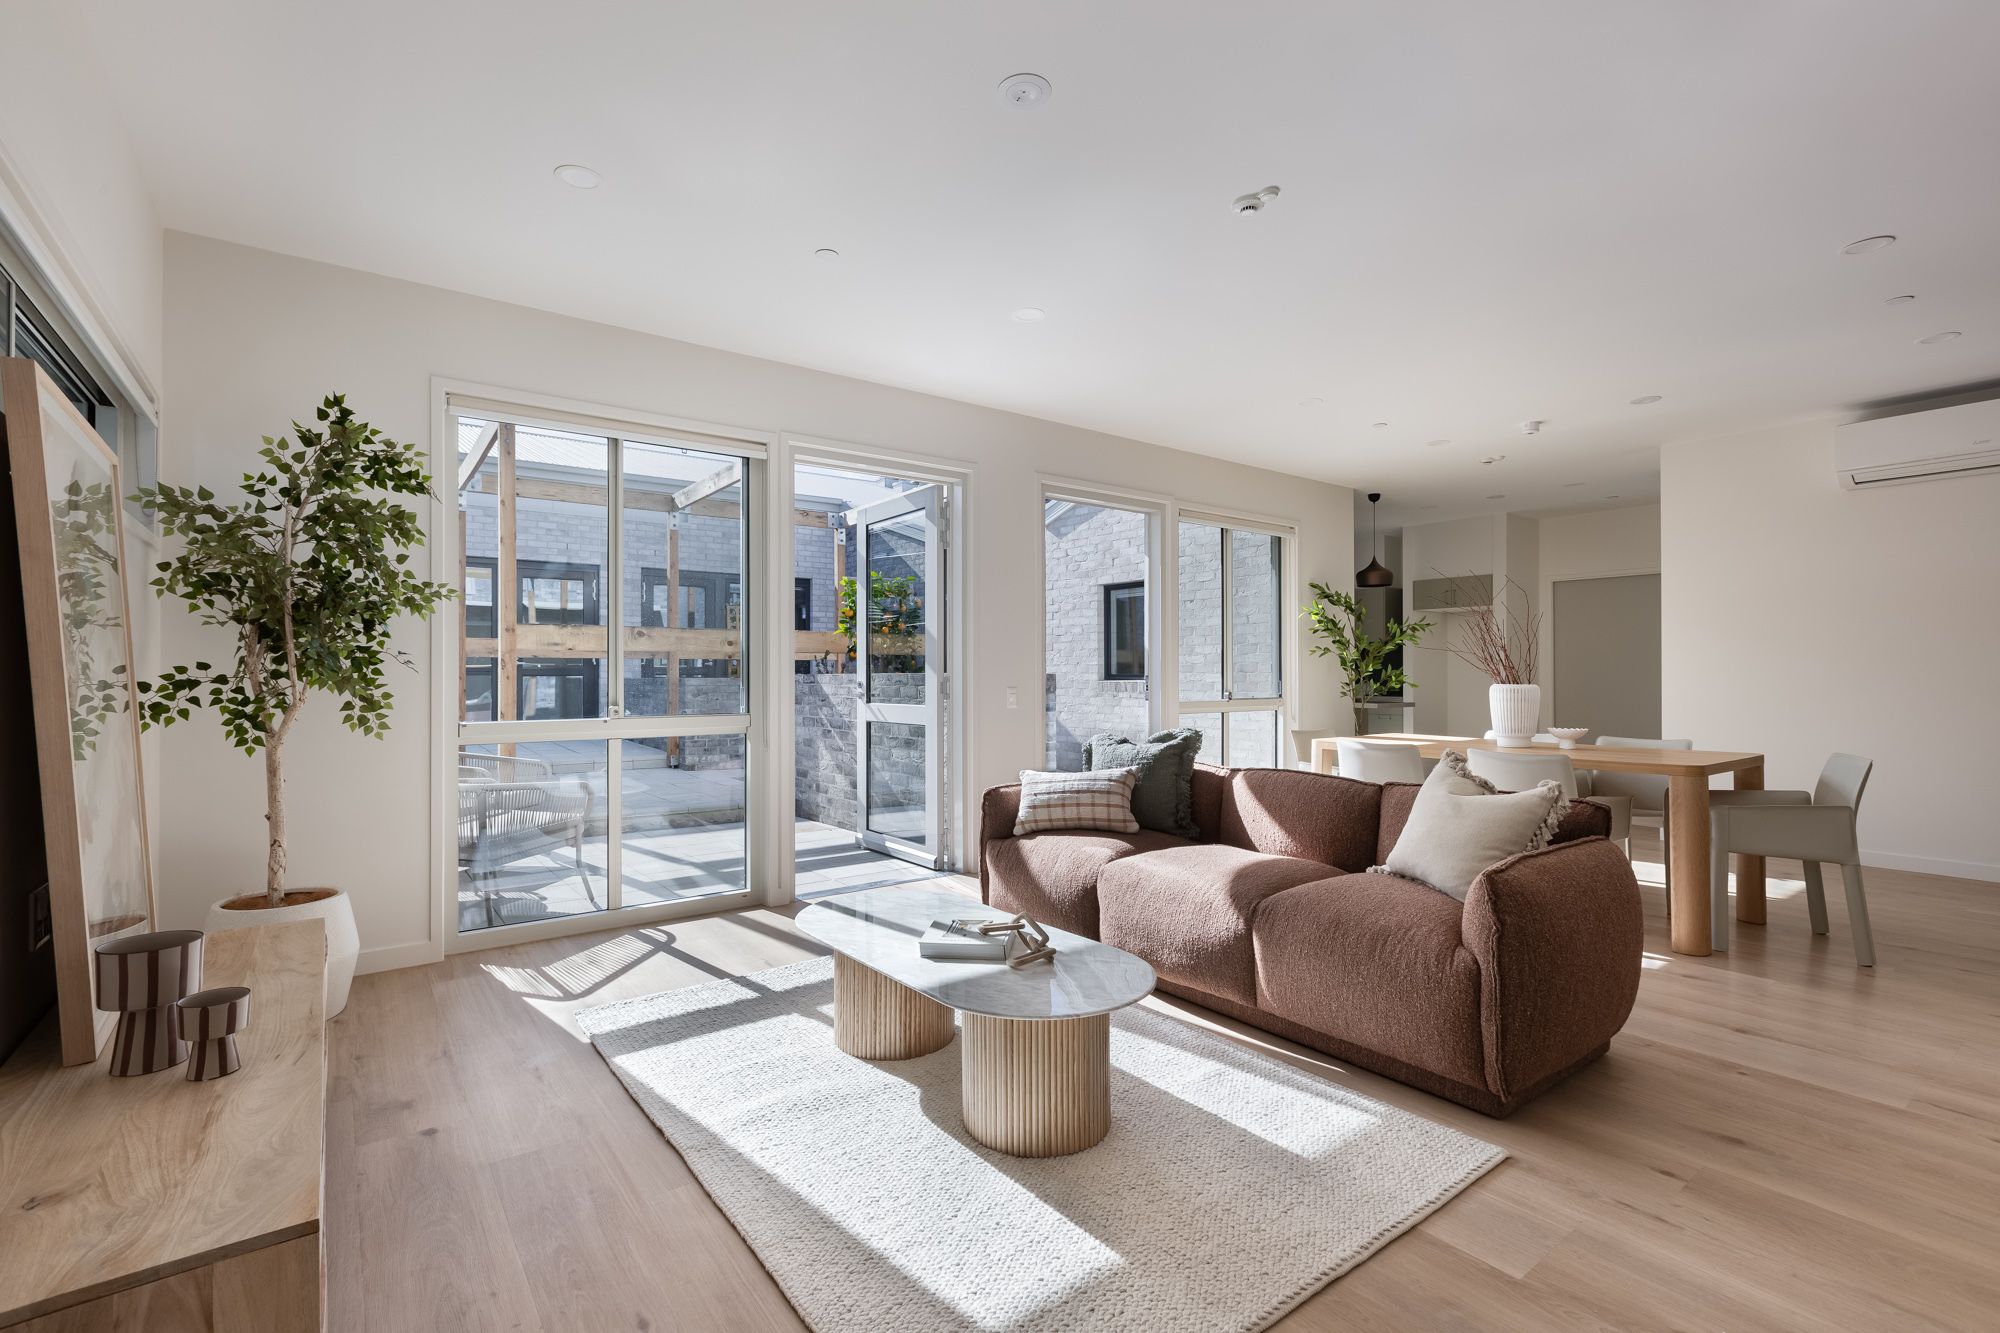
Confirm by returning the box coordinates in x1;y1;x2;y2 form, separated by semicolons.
1434;575;1543;746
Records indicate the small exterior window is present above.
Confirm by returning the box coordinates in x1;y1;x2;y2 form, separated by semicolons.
1103;581;1145;680
795;577;813;631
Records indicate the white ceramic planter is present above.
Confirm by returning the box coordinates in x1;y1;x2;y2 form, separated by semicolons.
205;887;360;1017
1488;683;1542;748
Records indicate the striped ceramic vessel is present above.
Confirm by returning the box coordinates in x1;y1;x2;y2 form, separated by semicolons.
94;929;204;1076
174;985;251;1081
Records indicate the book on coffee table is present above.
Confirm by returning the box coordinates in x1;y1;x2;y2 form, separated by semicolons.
918;918;1011;962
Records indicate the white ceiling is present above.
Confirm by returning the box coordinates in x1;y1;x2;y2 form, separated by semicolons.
77;0;2000;524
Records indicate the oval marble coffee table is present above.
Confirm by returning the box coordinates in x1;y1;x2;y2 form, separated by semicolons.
797;885;1155;1157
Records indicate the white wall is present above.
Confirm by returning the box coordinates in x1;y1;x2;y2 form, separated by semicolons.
1662;422;1999;881
1401;514;1515;734
0;6;164;397
159;233;1353;967
1536;503;1661;730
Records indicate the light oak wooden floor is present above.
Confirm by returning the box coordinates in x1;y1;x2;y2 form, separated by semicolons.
327;836;2000;1331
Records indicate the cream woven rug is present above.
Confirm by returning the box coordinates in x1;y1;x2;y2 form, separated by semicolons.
580;957;1503;1333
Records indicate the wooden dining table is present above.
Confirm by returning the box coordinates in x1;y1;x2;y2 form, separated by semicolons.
1311;733;1766;957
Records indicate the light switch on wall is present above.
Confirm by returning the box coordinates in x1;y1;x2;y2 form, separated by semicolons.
1005;685;1018;709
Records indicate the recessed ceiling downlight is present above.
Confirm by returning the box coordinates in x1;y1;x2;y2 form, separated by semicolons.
1011;307;1046;323
814;247;840;261
1841;235;1896;255
1485;494;1506;500
1426;439;1449;447
553;163;601;189
1630;394;1663;405
1298;397;1324;407
998;73;1052;109
1917;330;1962;344
1883;294;1917;305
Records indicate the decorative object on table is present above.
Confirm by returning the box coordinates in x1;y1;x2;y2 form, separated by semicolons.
976;913;1056;969
130;394;456;1018
1372;750;1569;901
1431;573;1542;747
1012;767;1141;835
174;984;251;1080
93;929;203;1076
3;359;159;1066
1301;579;1432;733
1548;727;1589;749
1355;491;1395;587
1081;728;1202;836
918;917;1013;961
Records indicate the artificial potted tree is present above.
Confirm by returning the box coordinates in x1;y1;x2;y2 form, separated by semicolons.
1302;582;1432;733
133;395;454;1015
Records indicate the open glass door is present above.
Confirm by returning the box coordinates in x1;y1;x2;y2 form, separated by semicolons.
851;485;944;867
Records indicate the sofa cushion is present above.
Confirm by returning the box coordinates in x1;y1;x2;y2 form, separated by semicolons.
1098;845;1334;1005
1253;872;1487;1091
1191;763;1228;841
1084;729;1204;837
1217;768;1380;871
1013;767;1142;836
982;829;1190;937
1377;778;1610;861
1375;751;1570;901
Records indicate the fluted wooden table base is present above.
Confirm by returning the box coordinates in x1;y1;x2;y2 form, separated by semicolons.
833;954;955;1060
961;1012;1111;1157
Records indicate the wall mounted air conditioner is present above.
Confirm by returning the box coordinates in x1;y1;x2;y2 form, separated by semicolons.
1835;397;2000;489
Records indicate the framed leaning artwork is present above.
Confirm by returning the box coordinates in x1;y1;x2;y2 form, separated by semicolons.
1;358;156;1065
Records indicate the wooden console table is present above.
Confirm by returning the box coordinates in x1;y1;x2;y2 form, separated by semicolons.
0;920;327;1331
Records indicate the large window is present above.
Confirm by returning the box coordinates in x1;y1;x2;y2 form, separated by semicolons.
1044;497;1155;769
453;408;754;936
1178;519;1287;768
0;248;157;508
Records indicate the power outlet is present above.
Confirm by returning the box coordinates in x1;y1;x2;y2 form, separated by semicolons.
27;881;51;951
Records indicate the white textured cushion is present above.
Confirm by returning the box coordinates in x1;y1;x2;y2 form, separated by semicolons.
1375;750;1570;900
1014;768;1141;836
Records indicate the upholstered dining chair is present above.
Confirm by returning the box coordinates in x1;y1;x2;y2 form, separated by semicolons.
1334;738;1425;784
1467;749;1633;850
1588;735;1694;902
1707;753;1876;965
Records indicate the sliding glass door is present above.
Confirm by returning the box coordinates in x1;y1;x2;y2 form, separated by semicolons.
453;408;753;935
1177;518;1286;767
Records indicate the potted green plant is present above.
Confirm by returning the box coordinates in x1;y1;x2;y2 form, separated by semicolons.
1301;581;1432;733
132;395;455;1015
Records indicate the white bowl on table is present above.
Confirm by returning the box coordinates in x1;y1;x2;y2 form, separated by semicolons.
1548;727;1589;749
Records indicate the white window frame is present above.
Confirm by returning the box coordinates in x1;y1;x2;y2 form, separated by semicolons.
1038;478;1177;753
776;434;975;894
1172;506;1300;768
431;379;774;954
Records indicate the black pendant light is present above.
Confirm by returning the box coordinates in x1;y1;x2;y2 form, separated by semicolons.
1356;492;1393;587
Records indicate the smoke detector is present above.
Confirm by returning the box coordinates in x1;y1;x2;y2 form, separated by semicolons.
1519;419;1546;435
997;73;1052;109
1232;185;1281;215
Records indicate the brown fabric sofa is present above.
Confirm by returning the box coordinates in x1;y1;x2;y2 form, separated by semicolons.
979;763;1643;1117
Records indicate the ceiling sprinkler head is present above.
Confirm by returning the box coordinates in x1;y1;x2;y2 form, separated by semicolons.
1233;185;1281;215
1520;419;1546;435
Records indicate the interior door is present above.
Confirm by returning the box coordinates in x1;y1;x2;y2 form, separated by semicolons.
851;486;945;867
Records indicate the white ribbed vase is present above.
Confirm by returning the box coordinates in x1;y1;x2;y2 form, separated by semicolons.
1488;684;1541;748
